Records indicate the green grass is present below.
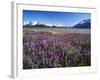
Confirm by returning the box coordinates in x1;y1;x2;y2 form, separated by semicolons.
23;28;90;35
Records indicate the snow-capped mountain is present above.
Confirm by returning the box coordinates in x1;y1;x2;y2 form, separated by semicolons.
24;21;40;26
23;21;66;28
78;19;90;25
23;19;91;28
29;21;40;26
73;19;91;29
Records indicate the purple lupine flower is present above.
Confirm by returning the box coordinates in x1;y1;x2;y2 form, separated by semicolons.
23;30;90;69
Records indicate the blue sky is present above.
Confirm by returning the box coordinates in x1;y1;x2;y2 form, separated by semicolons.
23;10;91;27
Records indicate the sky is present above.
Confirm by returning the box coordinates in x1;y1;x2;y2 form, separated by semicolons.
23;10;91;27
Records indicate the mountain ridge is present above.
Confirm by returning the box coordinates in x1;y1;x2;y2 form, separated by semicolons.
23;19;91;29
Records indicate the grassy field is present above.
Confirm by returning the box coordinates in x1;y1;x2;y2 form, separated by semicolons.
23;28;90;35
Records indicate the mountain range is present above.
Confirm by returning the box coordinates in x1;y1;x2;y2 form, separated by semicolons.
73;19;91;29
23;19;91;29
